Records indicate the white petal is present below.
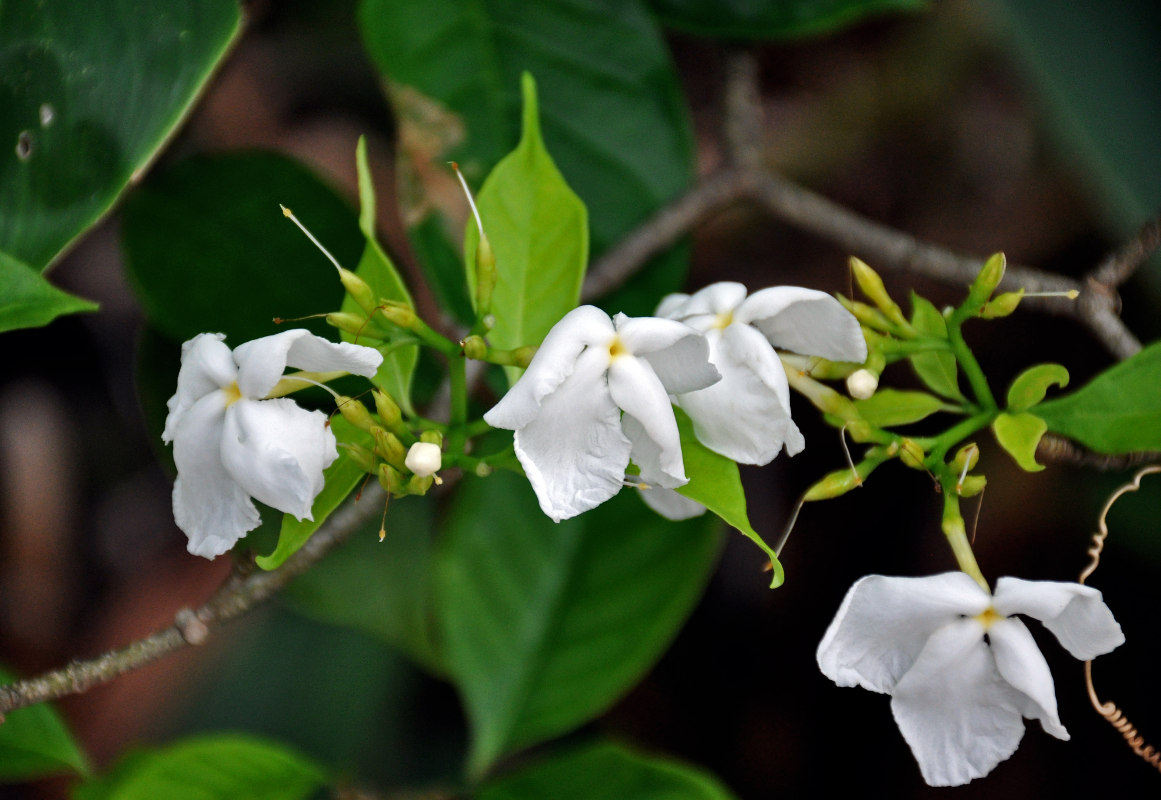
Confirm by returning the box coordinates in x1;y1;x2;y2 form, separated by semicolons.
485;306;614;430
988;618;1068;740
891;618;1028;786
220;398;338;520
674;282;747;317
626;319;720;395
609;355;685;486
169;390;260;558
615;314;702;354
676;324;802;464
992;577;1125;659
232;329;383;398
737;286;867;363
638;486;706;520
654;292;690;319
163;333;236;443
817;572;990;694
512;346;629;521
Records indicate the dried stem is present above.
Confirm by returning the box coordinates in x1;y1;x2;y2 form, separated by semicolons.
0;486;383;717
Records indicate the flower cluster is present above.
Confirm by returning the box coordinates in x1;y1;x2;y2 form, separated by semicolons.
817;572;1124;786
162;329;382;558
484;282;866;521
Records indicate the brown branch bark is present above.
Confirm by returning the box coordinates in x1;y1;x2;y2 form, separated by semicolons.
0;485;383;718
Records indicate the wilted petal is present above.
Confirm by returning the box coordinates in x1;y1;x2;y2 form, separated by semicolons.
170;391;260;558
891;619;1028;787
677;323;802;465
817;572;990;694
609;354;684;486
988;617;1068;740
992;577;1125;660
233;329;383;398
220;398;338;520
738;286;867;363
485;305;614;430
639;486;706;520
513;347;630;522
163;333;236;442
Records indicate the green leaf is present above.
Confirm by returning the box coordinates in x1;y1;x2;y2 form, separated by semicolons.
0;0;241;269
908;293;964;401
1006;362;1069;411
346;138;419;414
1037;341;1161;453
123;152;362;344
0;667;89;781
437;471;721;778
73;734;326;800
647;0;925;40
464;73;587;377
286;494;444;675
854;388;954;427
479;741;740;800
670;408;782;587
256;418;371;571
992;411;1048;472
360;0;695;299
0;250;96;332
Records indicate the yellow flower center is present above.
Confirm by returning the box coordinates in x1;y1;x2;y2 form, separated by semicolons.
712;310;734;330
974;606;1004;630
222;381;243;407
608;336;629;360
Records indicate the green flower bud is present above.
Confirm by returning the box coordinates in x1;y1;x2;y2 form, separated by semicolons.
378;462;405;495
371;425;407;467
957;474;987;497
980;289;1024;319
377;301;418;330
339;442;378;473
326;311;390;340
337;396;375;432
461;334;488;360
372;389;402;427
338;268;377;314
851;257;910;330
965;252;1006;312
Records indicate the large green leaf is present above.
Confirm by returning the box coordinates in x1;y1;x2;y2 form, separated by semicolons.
1037;341;1161;453
0;0;241;269
0;667;89;781
464;73;587;371
437;471;721;778
647;0;925;39
479;741;739;800
285;493;444;675
669;408;781;587
73;734;326;800
344;137;419;414
0;250;96;333
122;152;362;344
908;293;964;402
359;0;695;296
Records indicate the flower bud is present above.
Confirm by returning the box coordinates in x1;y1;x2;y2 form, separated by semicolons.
846;368;879;400
964;252;1006;313
337;396;375;432
461;334;488;360
377;301;418;330
957;474;987;497
898;438;926;469
339;268;377;314
326;311;390;340
950;442;980;474
405;441;442;477
378;462;405;495
371;425;407;467
980;289;1024;319
850;257;910;330
475;233;498;316
339;442;378;473
372;389;402;427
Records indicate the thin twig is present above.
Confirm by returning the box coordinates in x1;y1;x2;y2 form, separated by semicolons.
1036;434;1161;471
1088;213;1161;290
0;485;384;717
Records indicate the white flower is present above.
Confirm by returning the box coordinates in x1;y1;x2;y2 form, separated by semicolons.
656;282;866;465
817;572;1125;786
484;305;720;522
405;441;442;477
162;329;383;559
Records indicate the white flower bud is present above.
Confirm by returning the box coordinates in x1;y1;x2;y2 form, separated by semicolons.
405;441;442;477
846;368;878;400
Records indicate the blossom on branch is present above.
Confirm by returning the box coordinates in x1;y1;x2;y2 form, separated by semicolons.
656;282;865;464
817;572;1124;786
162;329;383;558
484;305;720;522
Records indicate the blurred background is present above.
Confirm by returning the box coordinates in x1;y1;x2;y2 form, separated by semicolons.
2;0;1160;796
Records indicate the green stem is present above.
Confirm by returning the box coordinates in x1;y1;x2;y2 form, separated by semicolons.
941;489;989;592
448;354;468;453
925;411;994;466
946;319;996;410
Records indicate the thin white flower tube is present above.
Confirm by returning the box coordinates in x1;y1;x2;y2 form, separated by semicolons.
484;305;719;522
162;329;383;559
817;572;1124;786
656;282;866;465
